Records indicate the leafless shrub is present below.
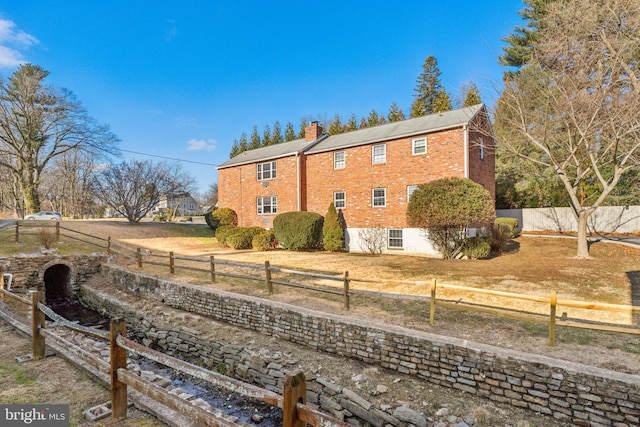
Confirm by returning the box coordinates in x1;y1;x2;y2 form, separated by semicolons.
37;228;56;249
357;227;386;255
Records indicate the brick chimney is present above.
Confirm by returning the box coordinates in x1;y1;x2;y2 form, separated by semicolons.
304;121;323;142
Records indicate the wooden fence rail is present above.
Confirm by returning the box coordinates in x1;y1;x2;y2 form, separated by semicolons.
4;224;640;345
12;221;111;254
0;287;349;427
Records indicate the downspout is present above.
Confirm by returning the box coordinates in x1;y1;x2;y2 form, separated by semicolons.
296;152;301;211
463;124;469;178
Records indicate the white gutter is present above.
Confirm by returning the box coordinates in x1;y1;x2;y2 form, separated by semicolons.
463;124;469;178
296;152;301;211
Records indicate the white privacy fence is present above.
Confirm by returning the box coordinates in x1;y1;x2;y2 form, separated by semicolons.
497;206;640;234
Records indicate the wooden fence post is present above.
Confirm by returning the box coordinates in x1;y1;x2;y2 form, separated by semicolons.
265;261;273;295
430;278;437;326
107;237;111;255
15;222;19;243
169;251;175;274
283;370;306;427
549;290;557;346
110;318;128;423
136;248;142;269
343;271;350;311
30;291;45;360
0;265;4;290
55;222;60;241
210;256;216;283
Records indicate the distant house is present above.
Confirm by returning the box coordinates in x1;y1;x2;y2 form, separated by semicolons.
217;104;495;256
154;193;201;217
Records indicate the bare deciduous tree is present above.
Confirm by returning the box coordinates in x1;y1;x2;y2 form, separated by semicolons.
0;64;119;215
494;0;640;258
91;160;196;223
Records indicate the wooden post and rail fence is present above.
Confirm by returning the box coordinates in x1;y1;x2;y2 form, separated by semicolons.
4;222;640;345
0;283;349;426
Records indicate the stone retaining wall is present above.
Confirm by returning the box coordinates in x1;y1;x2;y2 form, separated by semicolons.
101;265;640;426
1;254;105;295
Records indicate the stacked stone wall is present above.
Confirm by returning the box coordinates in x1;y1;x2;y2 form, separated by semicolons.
100;265;640;426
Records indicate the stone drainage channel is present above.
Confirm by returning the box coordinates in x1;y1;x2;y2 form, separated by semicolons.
48;298;282;425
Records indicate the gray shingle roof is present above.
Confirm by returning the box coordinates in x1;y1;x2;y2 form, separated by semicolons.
218;135;326;169
306;104;485;154
218;104;485;168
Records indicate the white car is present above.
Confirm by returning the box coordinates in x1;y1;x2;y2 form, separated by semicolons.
24;211;62;221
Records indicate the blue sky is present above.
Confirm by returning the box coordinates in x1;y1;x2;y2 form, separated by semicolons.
0;1;524;194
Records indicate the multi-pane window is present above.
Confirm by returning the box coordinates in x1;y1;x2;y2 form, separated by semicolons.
412;137;426;155
334;191;346;209
388;229;403;248
407;185;418;202
372;188;386;207
334;151;345;169
372;144;386;164
257;161;277;180
257;196;277;214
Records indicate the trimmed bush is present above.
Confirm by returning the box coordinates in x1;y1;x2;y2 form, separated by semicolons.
252;230;275;251
490;223;512;252
205;207;238;230
494;217;519;237
461;237;491;259
273;211;324;251
323;202;344;252
226;227;264;250
215;225;236;247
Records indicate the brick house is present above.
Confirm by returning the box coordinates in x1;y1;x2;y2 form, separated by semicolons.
217;104;495;256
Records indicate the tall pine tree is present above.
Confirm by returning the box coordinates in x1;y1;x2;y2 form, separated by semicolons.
262;124;272;146
249;125;261;150
410;56;445;118
462;82;482;106
272;121;284;145
387;101;405;122
433;90;452;113
284;122;296;141
329;113;344;135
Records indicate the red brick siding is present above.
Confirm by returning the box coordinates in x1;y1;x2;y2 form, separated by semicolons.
467;114;496;200
217;155;301;228
305;128;467;228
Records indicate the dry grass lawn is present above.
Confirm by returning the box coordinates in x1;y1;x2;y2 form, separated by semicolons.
2;219;640;373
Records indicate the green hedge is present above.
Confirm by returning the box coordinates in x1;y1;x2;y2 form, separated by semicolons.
205;207;238;230
252;230;275;251
273;211;324;250
227;227;264;249
461;237;492;259
494;217;519;238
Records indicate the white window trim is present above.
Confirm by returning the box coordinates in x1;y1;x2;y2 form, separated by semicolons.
257;161;277;181
412;137;426;155
334;151;345;170
257;196;277;215
388;228;404;249
407;185;418;202
372;144;386;164
372;188;386;207
334;191;346;209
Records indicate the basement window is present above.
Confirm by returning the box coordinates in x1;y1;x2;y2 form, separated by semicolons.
388;229;404;249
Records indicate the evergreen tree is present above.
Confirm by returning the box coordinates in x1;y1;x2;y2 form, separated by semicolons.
238;132;248;153
387;101;405;122
462;82;482;106
297;118;308;139
499;0;555;69
346;113;358;131
328;113;344;135
410;55;445;117
433;90;452;113
229;139;240;158
284;122;296;141
322;202;344;252
367;109;380;127
262;124;272;146
359;116;368;129
272;121;284;145
249;125;261;150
